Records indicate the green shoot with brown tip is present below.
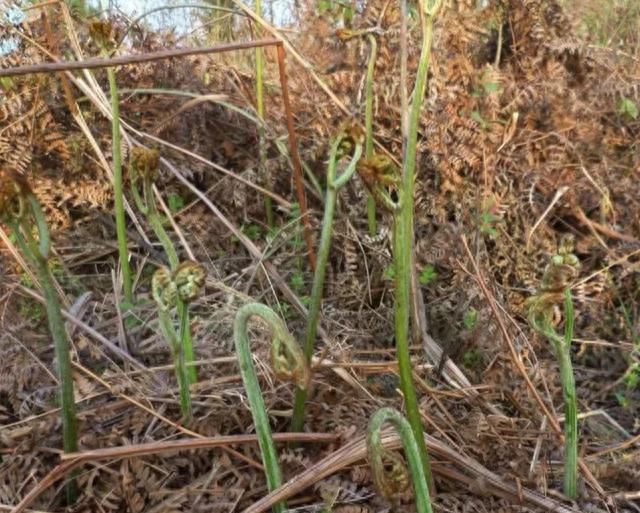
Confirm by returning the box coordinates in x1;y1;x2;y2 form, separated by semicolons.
1;170;78;503
367;407;433;513
527;235;580;499
290;125;363;433
234;303;309;513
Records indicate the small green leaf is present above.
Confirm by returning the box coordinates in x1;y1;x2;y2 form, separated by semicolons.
463;307;478;330
470;110;488;129
383;264;395;281
289;202;301;219
482;81;501;93
418;264;437;285
462;349;482;369
119;299;135;312
615;391;629;408
242;224;261;241
290;270;304;292
0;77;14;91
617;97;638;120
167;192;185;213
624;362;639;390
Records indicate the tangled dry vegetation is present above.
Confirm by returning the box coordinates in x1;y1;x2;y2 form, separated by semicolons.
1;0;639;512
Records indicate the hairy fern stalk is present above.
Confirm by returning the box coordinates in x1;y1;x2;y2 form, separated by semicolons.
290;129;363;432
1;172;78;503
368;407;433;513
234;303;308;513
392;0;442;491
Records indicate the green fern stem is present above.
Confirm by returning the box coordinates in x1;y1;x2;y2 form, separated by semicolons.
8;195;78;503
290;135;363;433
158;302;193;420
255;0;272;228
394;0;441;491
234;303;308;513
132;161;198;384
530;289;578;499
365;34;378;236
367;407;433;513
146;195;197;383
106;64;133;307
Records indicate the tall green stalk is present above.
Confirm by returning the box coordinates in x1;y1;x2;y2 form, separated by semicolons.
234;303;309;513
255;0;272;228
393;0;442;490
91;21;133;307
559;289;577;498
528;238;580;499
1;175;78;503
107;66;132;306
367;407;433;513
130;148;197;383
365;34;378;236
290;131;363;432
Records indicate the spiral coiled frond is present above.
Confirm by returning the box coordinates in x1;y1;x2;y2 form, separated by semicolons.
367;407;433;513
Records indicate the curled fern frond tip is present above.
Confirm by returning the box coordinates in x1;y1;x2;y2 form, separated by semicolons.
271;335;310;390
89;19;118;51
152;267;177;310
130;146;160;182
367;407;433;513
0;170;30;221
175;260;207;302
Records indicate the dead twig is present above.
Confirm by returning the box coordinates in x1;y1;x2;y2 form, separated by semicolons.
9;433;337;513
276;44;317;271
0;39;281;77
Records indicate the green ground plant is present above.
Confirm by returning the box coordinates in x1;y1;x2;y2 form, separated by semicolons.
90;20;133;307
290;125;363;433
234;303;309;513
0;171;78;503
527;236;580;499
130;147;199;384
356;0;441;489
152;261;206;421
388;0;442;489
367;407;433;513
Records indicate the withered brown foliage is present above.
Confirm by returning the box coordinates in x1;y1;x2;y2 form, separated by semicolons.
1;1;639;512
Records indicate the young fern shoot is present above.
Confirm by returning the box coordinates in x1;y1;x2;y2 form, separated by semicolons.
335;29;379;235
0;171;78;503
130;147;198;383
290;126;364;433
90;21;133;307
364;34;378;235
152;261;206;421
375;0;443;490
254;0;272;228
234;303;309;513
527;236;580;499
367;408;433;513
357;0;442;491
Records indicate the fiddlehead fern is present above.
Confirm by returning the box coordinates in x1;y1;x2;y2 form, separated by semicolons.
290;125;363;432
234;303;308;513
527;235;580;499
1;170;78;503
152;261;206;421
130;147;198;383
367;407;433;513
